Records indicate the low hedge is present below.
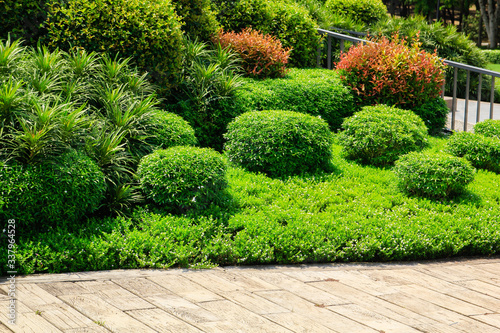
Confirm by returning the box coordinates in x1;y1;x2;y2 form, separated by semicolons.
224;110;333;177
445;131;500;173
146;111;197;150
137;146;227;212
221;68;356;131
339;105;428;166
474;119;500;139
394;151;475;199
407;97;449;134
0;149;106;230
482;50;500;64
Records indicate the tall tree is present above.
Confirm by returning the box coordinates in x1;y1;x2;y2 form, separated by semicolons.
477;0;500;48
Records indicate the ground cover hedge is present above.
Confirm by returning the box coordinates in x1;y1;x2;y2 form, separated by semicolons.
4;137;500;275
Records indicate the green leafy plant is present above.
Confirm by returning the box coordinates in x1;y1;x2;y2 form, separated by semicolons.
137;146;228;212
214;28;291;79
44;0;184;92
336;34;445;109
0;149;106;230
224;110;334;177
406;97;449;134
482;50;500;64
171;0;220;41
296;0;366;31
394;152;475;199
0;0;49;45
145;111;197;150
323;0;387;26
474;120;500;139
339;105;429;166
445;131;500;173
213;0;319;67
170;38;243;150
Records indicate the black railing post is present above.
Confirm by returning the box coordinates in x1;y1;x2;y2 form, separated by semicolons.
477;74;482;123
464;71;470;132
490;77;495;120
451;67;458;131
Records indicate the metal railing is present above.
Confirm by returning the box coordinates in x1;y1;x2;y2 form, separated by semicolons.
317;28;500;131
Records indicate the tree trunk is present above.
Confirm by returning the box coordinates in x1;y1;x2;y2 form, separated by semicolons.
478;0;500;48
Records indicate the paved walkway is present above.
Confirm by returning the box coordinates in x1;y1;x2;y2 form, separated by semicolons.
445;97;500;131
1;256;500;332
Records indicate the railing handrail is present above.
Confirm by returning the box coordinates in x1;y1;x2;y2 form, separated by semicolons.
317;28;500;78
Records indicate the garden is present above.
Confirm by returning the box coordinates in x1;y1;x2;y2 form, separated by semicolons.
1;0;500;275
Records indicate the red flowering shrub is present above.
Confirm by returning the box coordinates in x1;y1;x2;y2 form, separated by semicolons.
214;29;291;79
336;34;445;109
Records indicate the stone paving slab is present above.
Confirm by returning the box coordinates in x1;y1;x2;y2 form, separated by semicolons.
1;256;499;332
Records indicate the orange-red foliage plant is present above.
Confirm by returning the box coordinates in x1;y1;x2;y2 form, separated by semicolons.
336;34;446;109
214;28;291;79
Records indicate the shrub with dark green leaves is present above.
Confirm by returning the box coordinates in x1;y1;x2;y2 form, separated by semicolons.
221;68;355;131
474;120;500;139
339;105;428;166
445;131;500;173
0;0;49;45
146;111;197;150
213;0;319;67
171;0;220;41
224;110;333;177
323;0;387;26
482;50;500;64
0;149;106;230
43;0;184;92
137;146;227;211
394;152;475;199
407;97;449;134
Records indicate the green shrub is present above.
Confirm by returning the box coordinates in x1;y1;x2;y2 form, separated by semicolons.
323;0;387;26
224;110;333;177
137;146;227;211
482;50;500;64
394;152;475;199
171;0;220;41
213;0;319;67
214;28;291;79
0;149;106;230
222;68;355;131
474;120;500;139
0;0;49;45
445;131;500;173
296;0;366;31
336;35;445;110
146;111;197;149
407;97;449;134
339;105;428;166
43;0;184;92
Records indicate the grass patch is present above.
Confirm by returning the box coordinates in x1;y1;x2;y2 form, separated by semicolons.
3;136;500;275
486;63;500;72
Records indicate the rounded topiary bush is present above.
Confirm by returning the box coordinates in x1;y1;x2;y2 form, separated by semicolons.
214;0;319;67
474;119;500;139
224;110;333;177
339;105;428;166
137;146;227;211
146;111;197;150
445;131;500;173
0;149;106;230
43;0;184;91
324;0;387;26
407;97;449;134
394;152;475;199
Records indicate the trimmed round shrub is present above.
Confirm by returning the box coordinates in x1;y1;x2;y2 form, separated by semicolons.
0;149;106;230
213;0;319;67
224;110;334;177
214;28;291;79
137;146;227;211
221;68;356;131
339;105;429;166
474;119;500;139
394;152;475;199
146;111;197;149
43;0;184;92
324;0;387;26
407;97;449;134
445;131;500;173
337;35;445;110
171;0;220;41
